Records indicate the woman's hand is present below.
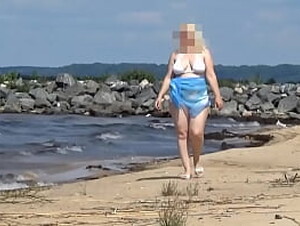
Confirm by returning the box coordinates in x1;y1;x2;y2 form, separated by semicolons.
155;97;164;110
214;96;224;110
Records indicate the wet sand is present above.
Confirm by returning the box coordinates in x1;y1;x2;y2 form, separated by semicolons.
0;125;300;226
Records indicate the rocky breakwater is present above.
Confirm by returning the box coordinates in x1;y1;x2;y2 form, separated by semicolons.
216;82;300;121
1;73;300;121
0;73;168;116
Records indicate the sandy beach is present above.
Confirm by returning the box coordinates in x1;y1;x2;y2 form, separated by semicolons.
1;125;300;226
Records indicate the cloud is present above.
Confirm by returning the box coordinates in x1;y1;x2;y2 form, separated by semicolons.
116;11;163;25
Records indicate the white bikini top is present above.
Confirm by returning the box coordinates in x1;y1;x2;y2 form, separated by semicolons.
173;53;206;75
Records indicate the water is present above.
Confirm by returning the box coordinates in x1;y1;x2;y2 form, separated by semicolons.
0;114;263;190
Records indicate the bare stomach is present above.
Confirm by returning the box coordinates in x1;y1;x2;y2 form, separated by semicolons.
177;72;204;78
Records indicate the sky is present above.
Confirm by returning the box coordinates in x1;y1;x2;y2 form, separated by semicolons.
0;0;299;67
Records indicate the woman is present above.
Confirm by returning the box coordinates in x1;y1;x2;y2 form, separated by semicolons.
155;23;223;179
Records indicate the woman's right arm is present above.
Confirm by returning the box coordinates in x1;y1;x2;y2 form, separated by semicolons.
155;52;176;110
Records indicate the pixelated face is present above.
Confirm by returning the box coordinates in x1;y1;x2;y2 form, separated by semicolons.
172;23;204;53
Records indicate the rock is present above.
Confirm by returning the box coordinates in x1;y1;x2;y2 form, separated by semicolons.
85;80;99;95
55;91;69;102
296;100;300;114
125;85;141;98
47;93;57;103
288;112;300;120
98;83;111;93
108;101;134;114
15;77;24;87
153;80;161;94
15;92;31;99
55;73;76;88
242;110;253;117
57;101;70;112
296;86;300;96
219;100;239;116
142;99;155;108
110;81;129;92
260;102;274;112
233;94;249;104
266;93;281;104
129;80;139;86
135;87;156;106
271;84;280;94
220;87;234;101
135;107;146;115
112;91;126;102
234;87;243;94
20;98;35;111
0;87;10;98
277;96;298;113
64;83;85;97
71;94;93;107
238;104;245;113
245;94;261;110
257;86;271;102
139;79;150;89
94;90;116;105
29;88;49;100
34;98;51;108
45;81;57;93
88;104;114;116
3;93;21;113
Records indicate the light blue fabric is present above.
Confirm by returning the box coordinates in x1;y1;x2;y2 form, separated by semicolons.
169;76;210;118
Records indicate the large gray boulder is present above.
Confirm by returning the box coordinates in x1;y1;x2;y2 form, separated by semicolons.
29;88;49;100
34;98;51;108
55;73;76;88
257;86;271;102
94;90;116;105
233;94;249;104
125;85;141;98
3;93;21;113
296;86;300;96
135;87;156;106
85;80;99;95
20;98;35;111
278;96;298;113
152;80;161;94
245;94;261;110
220;87;234;101
110;81;130;92
45;81;57;93
71;94;93;107
219;100;238;116
0;87;10;98
260;102;275;112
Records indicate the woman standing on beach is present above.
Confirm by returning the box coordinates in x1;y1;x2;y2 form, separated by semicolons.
155;23;223;179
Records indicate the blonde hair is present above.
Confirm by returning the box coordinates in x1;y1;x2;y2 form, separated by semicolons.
173;23;206;53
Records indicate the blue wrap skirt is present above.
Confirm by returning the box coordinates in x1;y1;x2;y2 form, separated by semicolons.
169;76;210;118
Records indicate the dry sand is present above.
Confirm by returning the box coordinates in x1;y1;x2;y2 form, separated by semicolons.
1;125;300;226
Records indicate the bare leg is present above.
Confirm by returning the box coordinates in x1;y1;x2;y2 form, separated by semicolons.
189;107;209;171
170;103;191;176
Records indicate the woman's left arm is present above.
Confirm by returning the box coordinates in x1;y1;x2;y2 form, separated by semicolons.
203;48;224;110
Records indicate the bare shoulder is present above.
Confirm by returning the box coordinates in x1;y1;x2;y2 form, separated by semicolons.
202;48;212;58
168;51;177;63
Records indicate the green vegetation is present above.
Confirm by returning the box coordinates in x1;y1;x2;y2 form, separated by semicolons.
158;198;188;226
161;181;179;196
119;70;156;83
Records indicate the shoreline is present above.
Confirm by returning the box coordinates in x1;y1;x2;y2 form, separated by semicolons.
1;125;300;225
